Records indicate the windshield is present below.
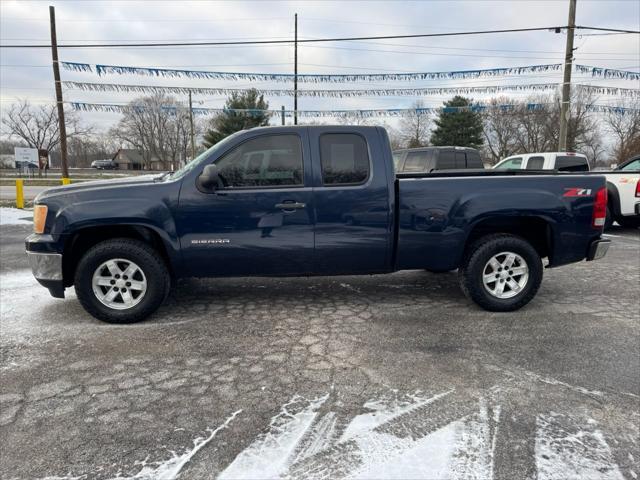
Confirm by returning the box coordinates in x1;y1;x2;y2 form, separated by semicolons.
168;131;244;181
619;158;640;171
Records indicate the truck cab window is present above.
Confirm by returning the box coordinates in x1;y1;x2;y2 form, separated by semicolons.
496;157;522;169
215;134;303;187
555;156;589;172
320;134;370;185
526;156;544;170
402;151;429;172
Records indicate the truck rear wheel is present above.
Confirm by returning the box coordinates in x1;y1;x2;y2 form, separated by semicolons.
74;238;170;323
458;234;542;312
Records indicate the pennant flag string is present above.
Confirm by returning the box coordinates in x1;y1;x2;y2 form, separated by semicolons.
61;61;563;82
68;102;639;117
61;80;640;98
575;65;640;81
61;61;640;82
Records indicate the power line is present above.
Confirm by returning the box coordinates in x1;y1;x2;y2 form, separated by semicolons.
0;25;618;49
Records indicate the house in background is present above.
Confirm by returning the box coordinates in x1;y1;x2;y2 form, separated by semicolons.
112;149;166;170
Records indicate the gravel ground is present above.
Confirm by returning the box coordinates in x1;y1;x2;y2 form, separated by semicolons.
1;220;638;480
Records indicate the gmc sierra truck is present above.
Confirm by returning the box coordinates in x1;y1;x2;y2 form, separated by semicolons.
26;126;610;323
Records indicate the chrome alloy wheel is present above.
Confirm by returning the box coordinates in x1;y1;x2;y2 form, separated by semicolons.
91;258;147;310
482;251;529;299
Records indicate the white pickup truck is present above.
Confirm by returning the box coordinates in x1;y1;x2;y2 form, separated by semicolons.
495;152;640;229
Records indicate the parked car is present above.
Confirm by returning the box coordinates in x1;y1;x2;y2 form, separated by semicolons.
91;159;118;170
494;152;590;172
27;126;610;323
394;146;483;173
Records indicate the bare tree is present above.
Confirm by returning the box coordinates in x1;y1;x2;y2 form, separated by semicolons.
481;92;604;165
482;96;520;164
398;101;430;148
383;123;404;150
110;93;193;170
604;99;640;165
1;99;92;155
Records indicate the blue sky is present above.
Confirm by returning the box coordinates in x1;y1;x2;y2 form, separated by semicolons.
1;0;638;130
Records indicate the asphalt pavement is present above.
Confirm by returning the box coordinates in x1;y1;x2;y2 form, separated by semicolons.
1;220;639;479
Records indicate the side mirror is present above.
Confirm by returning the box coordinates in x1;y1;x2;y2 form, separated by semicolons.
197;164;222;192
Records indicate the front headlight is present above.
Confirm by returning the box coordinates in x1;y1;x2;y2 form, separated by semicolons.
33;204;48;234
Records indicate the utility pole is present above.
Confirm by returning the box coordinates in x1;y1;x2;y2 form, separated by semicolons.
558;0;577;151
294;13;298;125
49;5;69;179
188;90;195;161
281;105;286;125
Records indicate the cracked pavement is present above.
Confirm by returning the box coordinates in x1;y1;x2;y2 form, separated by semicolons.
1;221;639;479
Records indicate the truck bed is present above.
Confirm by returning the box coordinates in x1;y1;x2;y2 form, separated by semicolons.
395;173;606;272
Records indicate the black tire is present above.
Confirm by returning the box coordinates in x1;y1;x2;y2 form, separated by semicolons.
616;216;640;229
74;238;170;323
458;234;543;312
604;205;614;230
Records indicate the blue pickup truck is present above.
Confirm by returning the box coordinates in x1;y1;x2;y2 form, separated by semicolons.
26;126;610;323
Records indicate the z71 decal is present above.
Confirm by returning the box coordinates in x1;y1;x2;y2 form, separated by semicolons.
563;188;592;197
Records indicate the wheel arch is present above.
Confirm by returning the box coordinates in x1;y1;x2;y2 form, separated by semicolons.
62;224;175;287
464;215;553;262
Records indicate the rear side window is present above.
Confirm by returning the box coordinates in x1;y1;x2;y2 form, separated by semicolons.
320;134;370;185
496;157;523;169
555;155;589;172
402;151;430;172
216;134;303;187
466;151;483;168
455;152;466;169
437;151;456;170
526;156;544;170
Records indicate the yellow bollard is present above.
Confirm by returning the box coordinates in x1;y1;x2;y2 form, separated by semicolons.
61;178;71;185
16;180;24;209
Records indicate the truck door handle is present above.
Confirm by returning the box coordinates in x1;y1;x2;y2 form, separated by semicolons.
275;202;306;211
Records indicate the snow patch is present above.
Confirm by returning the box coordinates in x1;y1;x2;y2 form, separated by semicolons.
536;413;624;480
0;207;32;225
219;389;499;480
112;410;241;480
219;395;329;480
340;389;453;442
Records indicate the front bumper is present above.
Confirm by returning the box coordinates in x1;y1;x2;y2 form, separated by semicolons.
26;251;62;281
586;238;611;261
25;234;65;298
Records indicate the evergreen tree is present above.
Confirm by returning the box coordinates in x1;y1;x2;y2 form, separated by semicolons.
430;96;484;148
203;89;270;147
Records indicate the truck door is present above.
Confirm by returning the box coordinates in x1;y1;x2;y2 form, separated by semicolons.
176;131;315;277
309;129;392;274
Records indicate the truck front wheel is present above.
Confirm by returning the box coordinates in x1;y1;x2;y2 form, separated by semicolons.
458;234;543;312
74;238;170;323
